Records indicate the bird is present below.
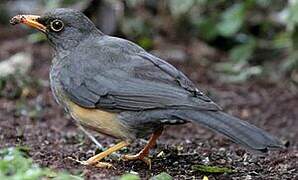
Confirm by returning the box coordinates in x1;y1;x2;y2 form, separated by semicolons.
10;8;285;168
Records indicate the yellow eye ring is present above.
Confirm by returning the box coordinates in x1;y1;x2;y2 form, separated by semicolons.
50;19;64;32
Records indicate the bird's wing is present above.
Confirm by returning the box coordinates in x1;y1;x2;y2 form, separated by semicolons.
59;37;221;111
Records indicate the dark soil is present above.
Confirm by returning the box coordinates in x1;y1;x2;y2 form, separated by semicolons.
0;27;297;179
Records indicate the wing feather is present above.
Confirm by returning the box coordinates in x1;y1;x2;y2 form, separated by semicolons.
59;36;221;111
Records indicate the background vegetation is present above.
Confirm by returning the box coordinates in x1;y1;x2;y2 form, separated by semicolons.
1;0;298;84
122;0;298;83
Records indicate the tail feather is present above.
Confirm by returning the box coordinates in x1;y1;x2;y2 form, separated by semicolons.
175;110;284;152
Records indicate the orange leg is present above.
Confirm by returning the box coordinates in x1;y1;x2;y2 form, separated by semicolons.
122;128;163;169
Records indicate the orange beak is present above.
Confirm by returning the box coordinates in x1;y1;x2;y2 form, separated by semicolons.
10;15;46;32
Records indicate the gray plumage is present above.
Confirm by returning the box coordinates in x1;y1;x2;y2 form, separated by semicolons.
41;8;284;152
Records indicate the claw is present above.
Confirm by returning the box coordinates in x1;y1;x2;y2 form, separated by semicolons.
120;129;163;170
143;156;152;169
66;141;129;169
67;157;91;166
122;154;152;169
67;156;85;164
94;162;115;169
67;156;114;168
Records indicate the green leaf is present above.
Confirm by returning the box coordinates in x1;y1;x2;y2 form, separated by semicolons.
229;38;256;63
150;172;172;180
137;37;154;50
196;17;219;41
216;63;263;83
217;3;246;37
120;174;141;180
273;32;291;49
191;165;234;174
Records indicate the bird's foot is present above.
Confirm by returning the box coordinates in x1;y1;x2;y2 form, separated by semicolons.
68;141;129;168
120;129;163;170
122;154;152;169
67;156;115;169
82;160;114;168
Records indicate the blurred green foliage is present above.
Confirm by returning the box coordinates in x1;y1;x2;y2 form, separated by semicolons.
2;0;298;83
120;173;141;180
150;172;173;180
121;0;298;82
0;147;83;180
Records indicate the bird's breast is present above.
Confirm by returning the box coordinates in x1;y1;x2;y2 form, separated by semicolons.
49;64;132;140
49;64;65;107
66;100;132;139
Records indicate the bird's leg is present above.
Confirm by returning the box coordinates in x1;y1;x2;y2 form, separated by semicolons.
78;124;104;150
80;141;129;168
122;128;163;168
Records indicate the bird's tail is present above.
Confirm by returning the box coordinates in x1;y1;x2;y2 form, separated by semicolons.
175;110;285;152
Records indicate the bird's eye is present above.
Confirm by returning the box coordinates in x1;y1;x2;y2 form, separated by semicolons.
50;19;64;32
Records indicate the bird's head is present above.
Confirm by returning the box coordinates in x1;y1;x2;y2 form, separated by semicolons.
10;8;102;50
